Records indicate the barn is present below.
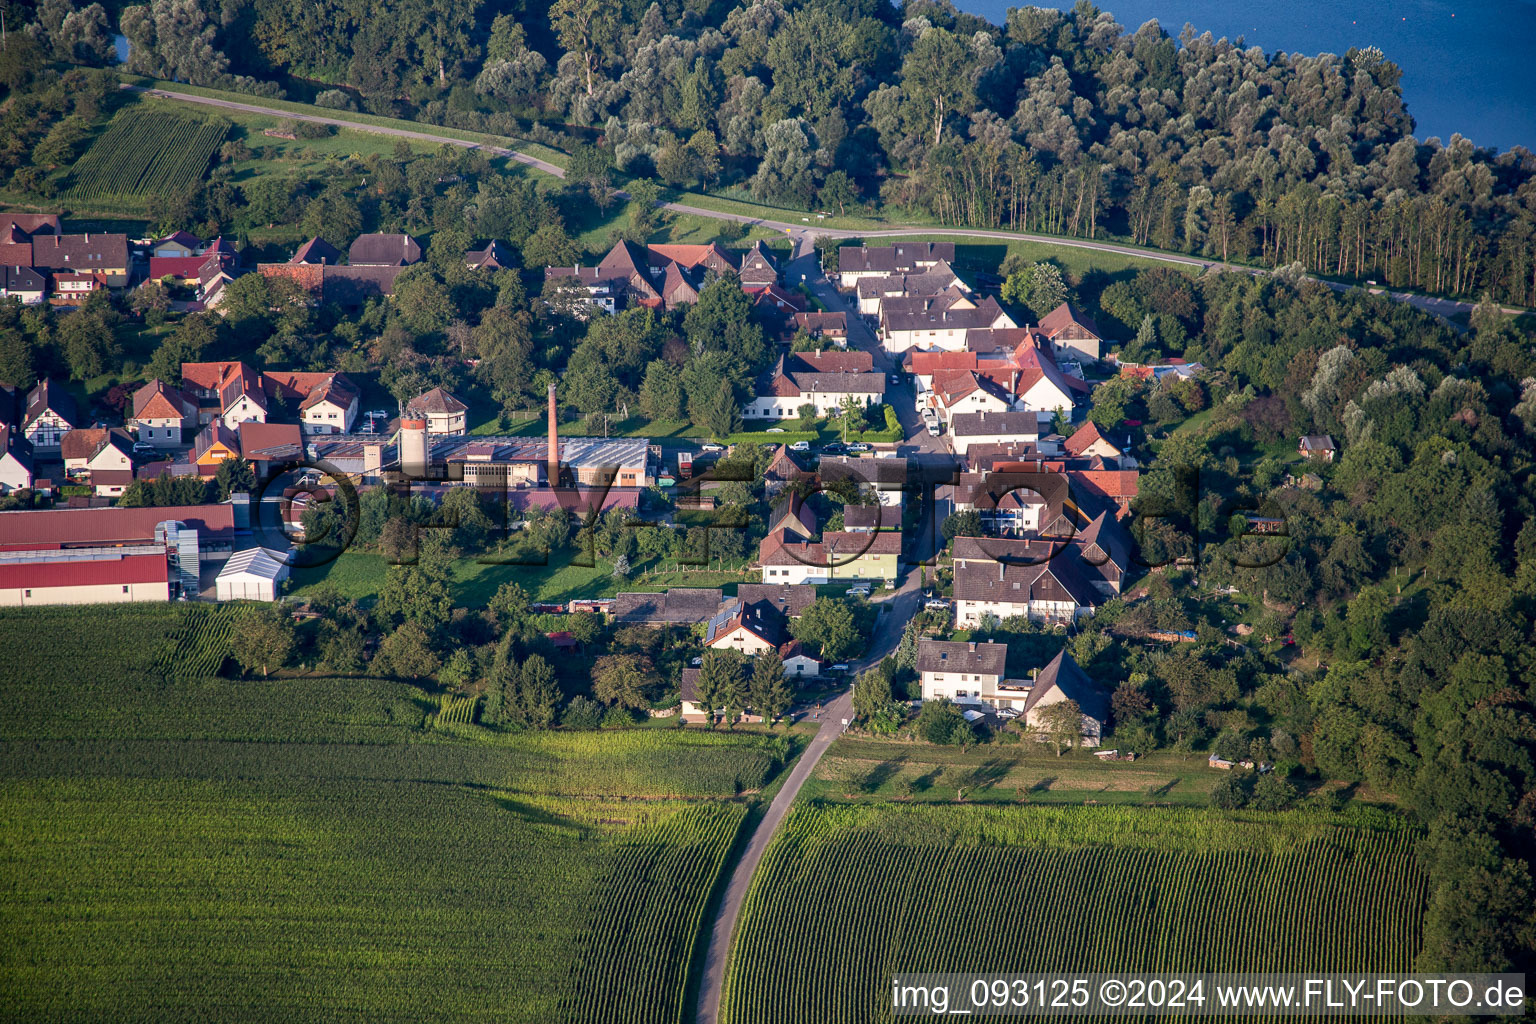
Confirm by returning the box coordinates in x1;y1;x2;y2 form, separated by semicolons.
215;547;290;602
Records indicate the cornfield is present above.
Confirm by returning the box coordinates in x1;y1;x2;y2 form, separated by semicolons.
723;804;1428;1024
432;693;479;727
66;109;228;202
153;604;236;678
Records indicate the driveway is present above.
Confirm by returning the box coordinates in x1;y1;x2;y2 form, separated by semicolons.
693;575;918;1024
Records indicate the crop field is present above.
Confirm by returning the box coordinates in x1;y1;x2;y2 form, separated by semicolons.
66;108;228;203
723;804;1428;1024
0;606;776;1021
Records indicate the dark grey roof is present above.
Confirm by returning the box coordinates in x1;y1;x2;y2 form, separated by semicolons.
734;583;817;618
680;668;701;702
2;266;45;292
612;588;724;624
348;233;421;267
291;237;342;265
818;456;907;488
25;379;79;430
29;233;128;271
322;265;407;305
840;505;887;531
953;557;1098;609
949;411;1042;438
915;639;1008;677
839;243;955;275
1022;650;1109;722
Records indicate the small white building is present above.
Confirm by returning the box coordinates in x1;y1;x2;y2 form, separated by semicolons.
215;547;290;602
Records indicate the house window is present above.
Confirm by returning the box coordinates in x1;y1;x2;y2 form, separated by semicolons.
122;586;129;593
24;589;30;597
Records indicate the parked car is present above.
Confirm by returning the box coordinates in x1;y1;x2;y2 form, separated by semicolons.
766;427;786;433
700;442;726;452
131;442;157;456
926;422;942;437
924;598;951;611
789;440;811;451
821;441;847;455
847;442;872;453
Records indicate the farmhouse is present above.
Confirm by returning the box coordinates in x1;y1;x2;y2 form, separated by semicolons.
759;528;900;584
0;425;35;493
1022;650;1110;746
22;378;79;454
743;351;885;420
1037;302;1105;364
611;588;724;625
0;265;45;304
836;243;955;287
130;379;197;447
916;639;1016;706
791;311;847;343
29;233;130;288
349;233;422;266
737;241;780;288
953;556;1099;626
704;599;783;656
880;293;1017;353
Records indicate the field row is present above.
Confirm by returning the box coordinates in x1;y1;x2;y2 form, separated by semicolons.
723;804;1428;1024
67;108;227;201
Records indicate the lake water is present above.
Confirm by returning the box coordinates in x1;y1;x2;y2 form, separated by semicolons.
956;0;1536;152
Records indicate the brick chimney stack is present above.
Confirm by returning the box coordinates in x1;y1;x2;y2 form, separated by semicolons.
547;382;559;485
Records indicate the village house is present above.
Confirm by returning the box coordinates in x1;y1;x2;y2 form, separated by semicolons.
855;262;971;316
29;233;130;288
0;425;34;493
737;240;780;288
1063;420;1131;464
953;556;1099;625
818;455;907;509
464;240;513;271
1299;435;1337;462
405;387;469;435
61;427;134;478
948;411;1042;456
791;311;847;343
22;379;79;455
917;639;1018;707
1036;302;1105;364
192;421;241;467
759;528;901;585
704;599;784;656
881;293;1017;352
1022;650;1111;746
0;266;45;304
743;351;885;420
130;380;197;448
836;243;955;288
180;362;360;434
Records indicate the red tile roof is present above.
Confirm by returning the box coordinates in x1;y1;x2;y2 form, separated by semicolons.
0;504;235;549
0;552;167;590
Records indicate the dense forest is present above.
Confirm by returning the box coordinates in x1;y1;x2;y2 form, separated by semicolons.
4;0;1534;303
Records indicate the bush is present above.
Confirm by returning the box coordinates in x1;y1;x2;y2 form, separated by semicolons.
602;704;640;729
314;89;356;111
560;695;604;730
295;121;335;139
1251;773;1298;811
1210;773;1250;810
915;698;973;746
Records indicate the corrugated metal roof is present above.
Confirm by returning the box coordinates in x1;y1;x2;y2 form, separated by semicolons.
0;552;166;588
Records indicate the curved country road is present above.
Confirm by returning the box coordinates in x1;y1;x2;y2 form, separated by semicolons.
129;85;1524;323
693;578;919;1024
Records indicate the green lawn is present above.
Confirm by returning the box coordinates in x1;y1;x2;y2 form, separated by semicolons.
804;738;1232;806
287;548;757;605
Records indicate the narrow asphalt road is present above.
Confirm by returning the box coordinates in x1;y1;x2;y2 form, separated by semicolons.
693;576;919;1024
130;85;1525;323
